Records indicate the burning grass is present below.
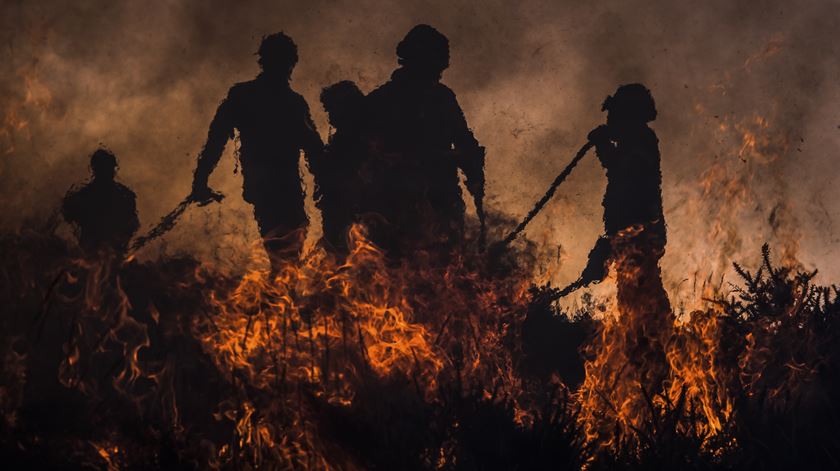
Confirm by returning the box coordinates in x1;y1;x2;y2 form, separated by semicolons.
1;223;839;469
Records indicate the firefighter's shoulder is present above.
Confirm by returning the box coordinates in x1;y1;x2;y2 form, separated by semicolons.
227;79;260;100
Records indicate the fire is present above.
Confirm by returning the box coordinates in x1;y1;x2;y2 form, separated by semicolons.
574;260;733;463
2;200;839;468
92;442;121;471
195;225;443;397
45;196;800;466
665;311;733;436
668;104;799;315
185;224;536;466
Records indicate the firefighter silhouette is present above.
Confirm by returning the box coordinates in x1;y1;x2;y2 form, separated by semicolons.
580;83;671;317
315;80;367;255
364;24;486;258
62;148;140;255
189;32;323;269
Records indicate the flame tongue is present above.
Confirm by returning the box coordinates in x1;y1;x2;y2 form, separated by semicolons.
188;224;535;466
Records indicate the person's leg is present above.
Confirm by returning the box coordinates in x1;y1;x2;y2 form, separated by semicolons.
637;224;671;317
613;226;672;392
252;202;308;273
263;226;306;269
613;224;671;320
416;190;465;261
322;206;354;256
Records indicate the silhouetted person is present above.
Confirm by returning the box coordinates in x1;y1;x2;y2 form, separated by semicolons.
315;81;367;255
581;83;671;318
576;84;673;396
365;24;485;258
190;32;323;269
62;148;140;255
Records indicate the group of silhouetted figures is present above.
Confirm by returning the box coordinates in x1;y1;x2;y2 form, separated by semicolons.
62;24;671;314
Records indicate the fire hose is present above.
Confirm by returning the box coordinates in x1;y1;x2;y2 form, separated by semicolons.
489;140;597;300
498;140;594;247
127;189;224;255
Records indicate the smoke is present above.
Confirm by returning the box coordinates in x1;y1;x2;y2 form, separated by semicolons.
2;0;838;303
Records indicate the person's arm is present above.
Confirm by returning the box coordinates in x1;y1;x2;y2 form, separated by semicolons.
191;92;235;201
580;236;612;285
450;94;487;247
298;97;325;199
61;187;81;227
125;191;140;237
548;235;612;300
587;124;619;164
113;187;141;249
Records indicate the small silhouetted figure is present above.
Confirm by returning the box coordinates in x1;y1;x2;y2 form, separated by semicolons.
190;32;323;269
315;81;367;255
62;148;140;255
581;83;671;318
365;24;485;257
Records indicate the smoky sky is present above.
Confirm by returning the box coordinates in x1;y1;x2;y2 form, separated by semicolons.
2;0;839;307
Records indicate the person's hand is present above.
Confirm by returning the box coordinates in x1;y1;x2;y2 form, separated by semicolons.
587;124;611;144
190;180;224;206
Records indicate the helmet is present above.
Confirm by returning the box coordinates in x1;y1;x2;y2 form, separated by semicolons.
602;83;657;123
396;24;449;74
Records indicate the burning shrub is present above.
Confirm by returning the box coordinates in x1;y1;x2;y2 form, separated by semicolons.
716;245;840;469
574;245;840;469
